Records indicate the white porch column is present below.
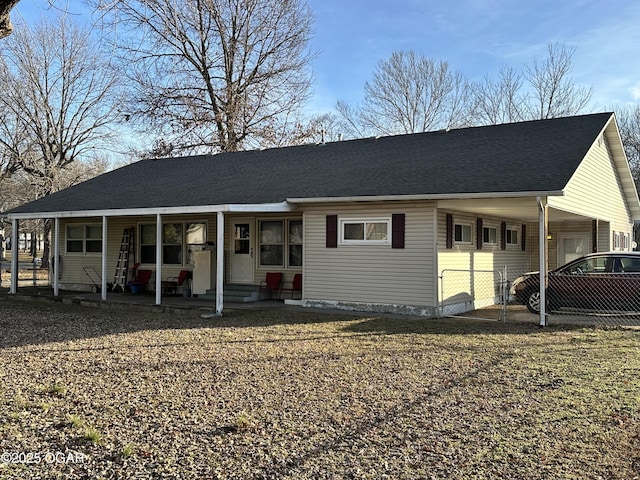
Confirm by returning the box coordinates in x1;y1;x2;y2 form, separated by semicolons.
155;214;162;305
216;211;224;314
10;218;18;294
538;197;548;327
53;218;60;296
101;216;108;301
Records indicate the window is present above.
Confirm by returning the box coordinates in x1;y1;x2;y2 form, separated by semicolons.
483;226;497;245
66;224;102;254
340;218;390;244
506;227;519;245
140;224;156;264
454;223;472;244
163;223;182;265
139;222;206;265
258;219;303;268
259;220;284;266
289;219;303;267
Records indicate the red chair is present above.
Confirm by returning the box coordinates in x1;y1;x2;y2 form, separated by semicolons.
278;273;302;300
162;270;191;295
130;269;152;293
259;272;282;300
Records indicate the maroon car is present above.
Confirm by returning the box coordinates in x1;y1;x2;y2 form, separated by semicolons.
510;252;640;314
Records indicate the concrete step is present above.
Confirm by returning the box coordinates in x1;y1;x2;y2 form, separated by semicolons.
200;284;261;303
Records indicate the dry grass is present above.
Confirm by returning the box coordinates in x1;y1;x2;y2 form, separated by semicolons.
0;299;639;479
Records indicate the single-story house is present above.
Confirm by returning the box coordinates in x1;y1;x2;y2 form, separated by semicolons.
4;112;640;321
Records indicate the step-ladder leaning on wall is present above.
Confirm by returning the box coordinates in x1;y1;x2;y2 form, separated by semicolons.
112;227;135;293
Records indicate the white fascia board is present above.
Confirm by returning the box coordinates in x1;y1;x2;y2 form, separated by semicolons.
6;202;295;220
286;191;565;204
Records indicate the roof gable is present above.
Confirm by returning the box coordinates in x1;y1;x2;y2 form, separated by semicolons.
5;112;622;216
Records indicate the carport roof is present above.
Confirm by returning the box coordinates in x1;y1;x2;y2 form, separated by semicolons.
4;112;633;218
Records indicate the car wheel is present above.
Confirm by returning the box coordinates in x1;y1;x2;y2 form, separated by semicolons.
525;289;541;314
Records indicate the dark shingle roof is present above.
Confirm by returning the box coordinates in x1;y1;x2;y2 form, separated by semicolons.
6;113;613;215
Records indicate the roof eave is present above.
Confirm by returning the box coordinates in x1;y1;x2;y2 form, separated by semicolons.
5;202;295;220
286;191;565;204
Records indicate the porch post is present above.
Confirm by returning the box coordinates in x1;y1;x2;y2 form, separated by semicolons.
155;214;162;305
9;218;18;294
216;211;224;314
538;197;547;327
53;218;60;296
101;216;108;301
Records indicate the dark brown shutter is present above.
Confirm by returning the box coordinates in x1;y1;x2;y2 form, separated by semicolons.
446;214;453;249
592;219;598;253
521;224;526;251
476;218;483;250
392;214;405;249
326;215;337;248
501;221;507;250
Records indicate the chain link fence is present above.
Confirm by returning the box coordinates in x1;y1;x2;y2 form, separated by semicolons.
510;253;640;323
441;253;640;325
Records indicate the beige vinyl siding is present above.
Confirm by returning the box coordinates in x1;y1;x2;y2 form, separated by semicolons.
303;201;436;307
549;135;633;240
437;211;533;305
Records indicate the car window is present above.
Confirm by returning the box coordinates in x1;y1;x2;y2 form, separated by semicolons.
563;257;608;274
620;257;640;273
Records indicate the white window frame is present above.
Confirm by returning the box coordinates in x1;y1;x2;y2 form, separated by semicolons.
339;217;391;245
138;221;207;266
65;223;102;255
454;223;472;245
613;231;621;250
257;218;304;269
506;226;519;246
483;225;498;245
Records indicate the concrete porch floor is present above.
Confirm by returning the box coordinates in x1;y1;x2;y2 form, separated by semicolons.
1;286;291;317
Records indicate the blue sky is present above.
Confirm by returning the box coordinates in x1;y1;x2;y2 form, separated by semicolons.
12;0;640;116
305;0;640;113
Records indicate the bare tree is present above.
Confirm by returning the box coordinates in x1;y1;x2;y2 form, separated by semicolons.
616;105;640;188
470;42;592;125
337;51;473;137
471;67;526;125
523;42;592;120
91;0;314;154
0;13;123;265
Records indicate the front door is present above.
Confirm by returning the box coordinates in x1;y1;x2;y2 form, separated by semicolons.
557;233;591;266
230;220;253;283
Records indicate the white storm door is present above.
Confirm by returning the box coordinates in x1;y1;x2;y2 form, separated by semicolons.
230;220;253;283
558;233;591;266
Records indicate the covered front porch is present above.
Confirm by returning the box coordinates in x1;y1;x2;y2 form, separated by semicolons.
5;202;299;315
